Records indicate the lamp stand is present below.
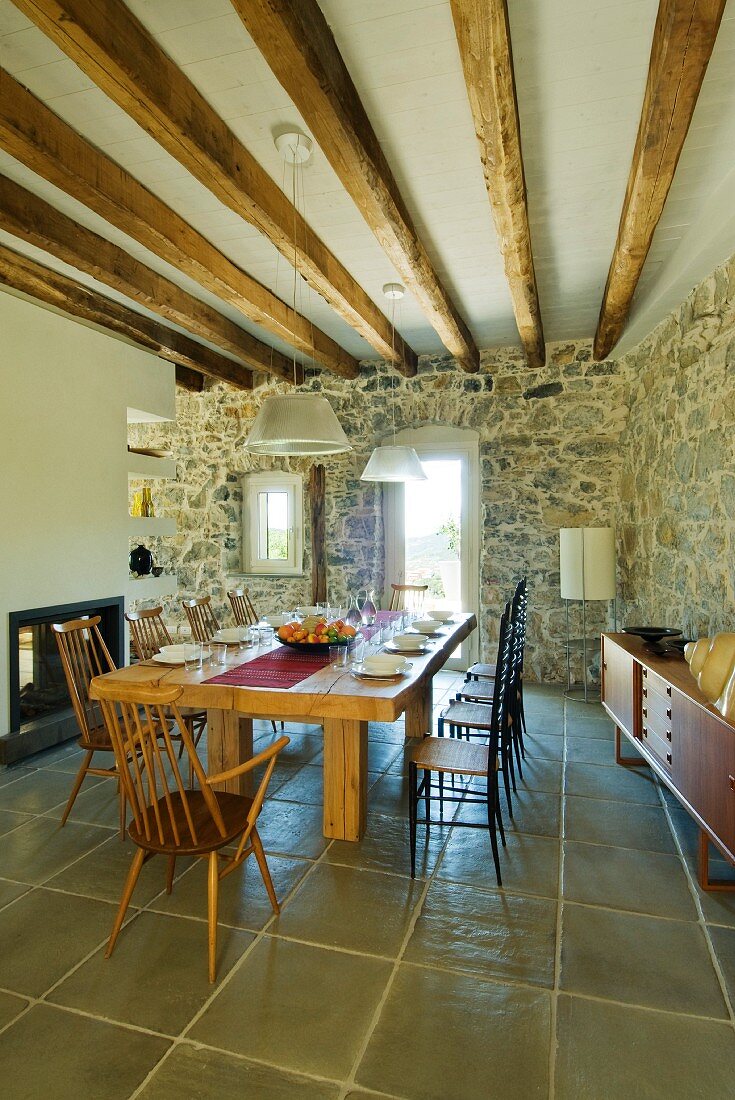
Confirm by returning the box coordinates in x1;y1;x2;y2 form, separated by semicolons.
564;597;616;704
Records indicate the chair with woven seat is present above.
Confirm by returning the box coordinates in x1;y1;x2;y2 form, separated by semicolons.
227;588;259;628
52;617;127;834
409;604;514;884
388;583;428;612
125;606;207;764
182;595;220;642
89;677;289;982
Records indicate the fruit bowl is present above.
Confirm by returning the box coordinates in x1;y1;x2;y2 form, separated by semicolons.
276;619;357;651
279;637;350;654
623;627;682;643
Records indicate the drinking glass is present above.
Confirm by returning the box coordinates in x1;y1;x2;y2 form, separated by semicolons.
200;643;212;666
329;644;347;668
259;625;275;647
238;627;251;650
380;622;392;645
350;634;365;666
248;625;260;646
212;643;227;667
183;643;202;671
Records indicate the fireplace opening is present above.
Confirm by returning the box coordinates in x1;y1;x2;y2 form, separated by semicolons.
4;597;124;765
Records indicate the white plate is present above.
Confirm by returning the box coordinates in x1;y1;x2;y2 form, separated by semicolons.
263;614;290;628
385;642;428;655
211;629;242;643
353;661;412;679
152;652;186;666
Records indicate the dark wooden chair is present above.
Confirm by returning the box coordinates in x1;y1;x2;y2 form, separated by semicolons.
90;677;289;982
409;604;514;884
182;595;220;642
227;588;259;628
52;617;129;834
125;606;207;767
388;583;428;612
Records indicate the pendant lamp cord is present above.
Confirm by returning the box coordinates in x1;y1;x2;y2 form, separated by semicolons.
390;294;397;445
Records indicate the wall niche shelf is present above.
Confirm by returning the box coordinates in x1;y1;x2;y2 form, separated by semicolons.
126;574;177;599
128;516;176;537
127;453;176;479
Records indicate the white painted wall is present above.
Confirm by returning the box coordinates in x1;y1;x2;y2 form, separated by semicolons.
0;290;175;737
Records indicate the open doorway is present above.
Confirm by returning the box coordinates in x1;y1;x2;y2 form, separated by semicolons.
384;426;480;669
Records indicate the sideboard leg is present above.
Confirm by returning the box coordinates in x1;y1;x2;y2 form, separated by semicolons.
698;830;735;892
615;726;649;767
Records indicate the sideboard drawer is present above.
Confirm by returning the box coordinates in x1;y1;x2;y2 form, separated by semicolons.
642;703;673;744
642;666;672;701
642;724;673;772
645;688;673;723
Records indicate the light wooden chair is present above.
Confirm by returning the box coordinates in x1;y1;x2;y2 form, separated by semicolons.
52;617;126;834
182;596;220;642
409;604;514;885
388;583;428;612
90;678;289;982
227;588;259;628
125;607;207;763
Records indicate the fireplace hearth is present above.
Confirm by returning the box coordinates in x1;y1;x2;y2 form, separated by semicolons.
4;597;124;764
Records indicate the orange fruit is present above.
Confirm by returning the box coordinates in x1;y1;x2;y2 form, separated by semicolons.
342;625;357;638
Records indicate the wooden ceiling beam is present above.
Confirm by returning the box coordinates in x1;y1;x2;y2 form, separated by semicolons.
0;68;358;381
230;0;478;373
0;174;302;383
0;243;252;390
450;0;545;369
12;0;418;376
593;0;726;360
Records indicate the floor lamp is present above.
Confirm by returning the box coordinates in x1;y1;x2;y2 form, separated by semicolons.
560;527;617;702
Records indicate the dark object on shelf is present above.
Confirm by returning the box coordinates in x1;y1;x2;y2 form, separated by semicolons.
129;544;153;576
151;566;164;577
662;636;692;654
623;626;682;656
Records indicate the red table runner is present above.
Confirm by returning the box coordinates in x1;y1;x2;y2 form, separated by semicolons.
205;645;332;689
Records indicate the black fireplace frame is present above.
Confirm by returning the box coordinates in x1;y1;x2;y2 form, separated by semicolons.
7;596;124;748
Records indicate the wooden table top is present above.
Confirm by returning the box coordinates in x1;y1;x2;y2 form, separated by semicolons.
100;613;477;723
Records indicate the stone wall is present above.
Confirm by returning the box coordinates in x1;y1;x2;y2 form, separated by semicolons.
616;254;735;638
130;339;628;682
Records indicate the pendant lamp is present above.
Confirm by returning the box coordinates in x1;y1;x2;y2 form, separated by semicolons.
360;283;427;482
244;132;352;458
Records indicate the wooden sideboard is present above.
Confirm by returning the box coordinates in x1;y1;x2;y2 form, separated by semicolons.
601;632;735;891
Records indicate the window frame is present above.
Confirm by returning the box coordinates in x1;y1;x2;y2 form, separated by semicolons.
241;472;303;576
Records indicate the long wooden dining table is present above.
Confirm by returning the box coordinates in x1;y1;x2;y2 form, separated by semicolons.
96;613;476;841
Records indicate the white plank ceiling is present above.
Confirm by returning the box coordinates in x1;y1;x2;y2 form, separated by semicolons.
0;0;733;368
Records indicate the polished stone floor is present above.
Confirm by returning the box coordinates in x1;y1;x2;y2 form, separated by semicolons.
1;677;735;1098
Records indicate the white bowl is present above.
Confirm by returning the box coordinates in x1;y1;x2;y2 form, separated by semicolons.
212;628;241;642
426;609;454;622
413;619;443;634
362;655;408;675
158;644;190;658
393;633;428;649
264;614;290;628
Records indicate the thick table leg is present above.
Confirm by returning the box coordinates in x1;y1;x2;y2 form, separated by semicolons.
207;710;254;795
405;679;433;739
322;717;368;841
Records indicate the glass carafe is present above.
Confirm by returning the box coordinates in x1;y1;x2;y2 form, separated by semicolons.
361;588;377;626
345;595;362;630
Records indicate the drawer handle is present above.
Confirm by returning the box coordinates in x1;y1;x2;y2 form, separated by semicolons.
643;668;648;678
666;753;672;765
667;686;672;697
642;707;647;718
642;687;648;698
642;726;648;738
730;775;735;792
666;707;672;719
666;731;672;742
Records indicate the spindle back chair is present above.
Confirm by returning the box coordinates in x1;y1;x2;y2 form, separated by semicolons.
388;583;428;612
227;588;259;628
125;606;173;660
52;617;124;832
90;677;289;981
182;596;220;642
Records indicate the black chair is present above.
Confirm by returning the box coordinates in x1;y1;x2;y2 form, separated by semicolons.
408;604;515;885
465;577;528;750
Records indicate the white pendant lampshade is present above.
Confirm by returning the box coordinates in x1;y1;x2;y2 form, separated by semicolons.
559;527;616;601
360;445;427;482
245;394;352;456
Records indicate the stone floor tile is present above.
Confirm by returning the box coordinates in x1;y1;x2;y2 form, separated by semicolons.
257;800;329;860
510;756;563;794
0;808;31;838
458;786;561;839
0;887;115;996
150;851;309;931
356;964;551;1100
50;910;253;1034
47;834;187;907
272;763;324;805
555;994;735;1099
565;794;677;854
560;903;728;1017
367;722;406;745
0;765;34;789
273;863;422;956
254;730;324;767
44;776;126;830
0;768;102;815
404;879;557;987
367;774;410;817
563;840;697;919
0;990;28;1030
326;812;445;879
0;816;112;885
564;714;616;740
565;761;660;804
519;732;564;760
137;1043;340;1099
189;937;392;1080
368;740;404;772
438;828;560;899
0;1004;170;1099
707;924;735;1005
565;734;619;766
0;877;30;910
697;886;735;929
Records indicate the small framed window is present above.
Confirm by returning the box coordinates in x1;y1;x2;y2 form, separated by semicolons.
242;472;303;575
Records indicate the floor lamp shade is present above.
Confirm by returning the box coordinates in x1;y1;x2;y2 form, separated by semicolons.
559;528;616;601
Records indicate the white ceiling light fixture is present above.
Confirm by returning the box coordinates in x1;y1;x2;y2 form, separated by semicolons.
245;131;351;458
360;283;427;483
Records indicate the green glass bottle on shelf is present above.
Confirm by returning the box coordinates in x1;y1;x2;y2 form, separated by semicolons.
141;487;154;517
